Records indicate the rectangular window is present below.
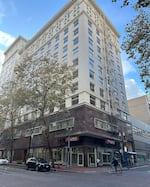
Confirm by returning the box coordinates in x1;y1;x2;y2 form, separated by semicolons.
89;47;94;57
33;127;42;135
100;88;104;97
73;28;79;36
97;55;101;64
55;35;59;42
96;28;100;36
100;100;105;110
88;20;92;27
64;36;68;43
25;129;32;137
109;43;112;49
72;82;78;92
98;76;103;86
73;47;79;55
73;69;78;79
25;127;42;136
113;89;118;96
117;65;120;72
97;46;101;54
74;19;79;27
54;52;58;59
90;82;95;92
49;118;74;132
88;37;93;47
72;95;79;105
14;130;21;139
97;37;100;44
119;82;123;90
73;58;78;66
62;54;68;62
63;45;68;53
89;58;94;68
90;95;96;105
98;66;102;75
73;37;79;45
94;119;111;131
64;27;68;35
55;43;59;50
47;42;51;48
121;92;125;100
88;28;92;36
47;49;51;56
89;69;94;79
24;114;28;121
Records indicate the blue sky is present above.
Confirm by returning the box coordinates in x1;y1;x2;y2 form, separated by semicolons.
0;0;145;99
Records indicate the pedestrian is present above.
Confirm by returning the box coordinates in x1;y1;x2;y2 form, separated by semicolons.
112;157;119;173
96;158;100;167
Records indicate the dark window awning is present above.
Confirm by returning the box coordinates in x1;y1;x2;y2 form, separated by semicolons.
127;151;137;155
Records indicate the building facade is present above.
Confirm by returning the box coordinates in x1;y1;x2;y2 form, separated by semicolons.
129;115;150;163
128;95;150;125
0;0;133;167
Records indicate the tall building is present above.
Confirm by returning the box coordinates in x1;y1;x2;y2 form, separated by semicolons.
0;0;133;167
0;36;27;88
128;95;150;125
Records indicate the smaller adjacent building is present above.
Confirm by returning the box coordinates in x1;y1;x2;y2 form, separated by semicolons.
128;95;150;125
129;115;150;163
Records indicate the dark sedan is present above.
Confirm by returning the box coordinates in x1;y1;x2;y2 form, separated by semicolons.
26;157;50;172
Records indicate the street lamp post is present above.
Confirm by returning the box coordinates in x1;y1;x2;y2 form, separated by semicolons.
66;127;72;168
119;131;127;162
28;133;34;157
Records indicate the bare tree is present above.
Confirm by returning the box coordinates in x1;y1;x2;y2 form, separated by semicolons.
15;55;73;165
0;81;26;162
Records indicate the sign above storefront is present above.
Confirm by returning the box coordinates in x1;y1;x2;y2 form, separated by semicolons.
65;136;79;142
105;139;115;145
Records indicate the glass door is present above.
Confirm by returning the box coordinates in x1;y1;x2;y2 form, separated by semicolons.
88;153;96;167
78;153;84;166
102;153;111;165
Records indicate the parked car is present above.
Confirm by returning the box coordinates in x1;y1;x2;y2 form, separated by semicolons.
0;158;9;165
26;157;50;172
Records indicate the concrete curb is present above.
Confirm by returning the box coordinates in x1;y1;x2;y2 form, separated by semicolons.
7;163;150;174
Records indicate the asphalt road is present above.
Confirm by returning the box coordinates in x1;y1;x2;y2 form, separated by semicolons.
0;165;150;187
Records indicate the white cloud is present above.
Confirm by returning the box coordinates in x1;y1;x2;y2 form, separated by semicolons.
122;60;136;76
125;79;145;100
0;30;15;47
0;49;4;74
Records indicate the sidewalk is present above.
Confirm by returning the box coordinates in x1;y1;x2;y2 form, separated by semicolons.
52;165;109;173
8;162;111;173
7;163;121;173
8;162;150;174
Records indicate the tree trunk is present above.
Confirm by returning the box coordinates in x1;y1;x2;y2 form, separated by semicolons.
42;117;55;168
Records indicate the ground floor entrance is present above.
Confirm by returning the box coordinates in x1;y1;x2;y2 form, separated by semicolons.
52;146;115;167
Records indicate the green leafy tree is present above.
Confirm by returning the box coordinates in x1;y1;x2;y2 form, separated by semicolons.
15;56;73;165
112;0;150;7
112;0;150;92
121;10;150;92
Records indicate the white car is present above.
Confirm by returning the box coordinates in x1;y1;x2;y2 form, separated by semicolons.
0;158;9;165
